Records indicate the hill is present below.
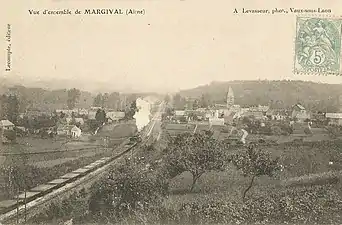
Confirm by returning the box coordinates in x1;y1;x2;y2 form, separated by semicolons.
179;80;342;111
0;84;93;112
0;81;163;113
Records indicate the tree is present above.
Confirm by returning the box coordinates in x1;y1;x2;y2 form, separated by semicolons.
192;99;199;110
0;94;20;123
102;93;109;108
3;129;16;143
304;127;313;135
67;88;81;110
270;126;282;135
200;93;210;108
59;111;66;119
93;94;103;107
173;93;186;110
95;109;106;125
164;107;174;117
87;119;101;133
7;95;20;124
164;94;171;103
231;145;280;201
125;100;137;120
109;92;120;110
163;132;229;191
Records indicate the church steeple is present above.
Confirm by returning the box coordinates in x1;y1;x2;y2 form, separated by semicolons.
227;86;234;108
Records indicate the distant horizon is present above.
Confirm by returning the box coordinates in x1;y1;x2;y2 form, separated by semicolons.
2;76;342;95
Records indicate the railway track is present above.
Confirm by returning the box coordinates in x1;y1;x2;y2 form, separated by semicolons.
0;138;139;224
0;104;164;224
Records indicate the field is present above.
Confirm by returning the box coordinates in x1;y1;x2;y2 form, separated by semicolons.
162;122;342;208
0;122;138;201
27;123;342;225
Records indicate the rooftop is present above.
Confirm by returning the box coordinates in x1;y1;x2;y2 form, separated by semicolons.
0;119;14;127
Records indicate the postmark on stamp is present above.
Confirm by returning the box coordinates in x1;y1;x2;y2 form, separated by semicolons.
294;17;342;75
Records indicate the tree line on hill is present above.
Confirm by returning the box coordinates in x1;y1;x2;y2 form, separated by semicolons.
176;80;342;111
0;85;149;115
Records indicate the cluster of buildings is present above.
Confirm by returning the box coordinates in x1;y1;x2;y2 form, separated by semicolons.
54;107;125;123
1;106;126;142
170;87;342;129
171;87;272;126
53;107;125;138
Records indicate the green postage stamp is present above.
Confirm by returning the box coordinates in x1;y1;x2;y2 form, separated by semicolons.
294;17;342;75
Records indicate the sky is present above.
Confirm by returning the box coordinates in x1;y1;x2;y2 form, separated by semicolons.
1;0;342;93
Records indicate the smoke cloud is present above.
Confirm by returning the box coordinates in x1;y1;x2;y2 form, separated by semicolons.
133;98;151;132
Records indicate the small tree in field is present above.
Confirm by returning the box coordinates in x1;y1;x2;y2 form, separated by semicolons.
231;145;280;201
163;131;229;192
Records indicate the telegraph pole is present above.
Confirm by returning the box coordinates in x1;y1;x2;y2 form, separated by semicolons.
24;189;27;223
16;189;19;224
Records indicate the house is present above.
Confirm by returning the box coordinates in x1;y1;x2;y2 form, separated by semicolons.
175;110;186;116
57;125;74;136
90;107;102;111
106;111;125;122
196;108;207;112
325;113;342;126
77;108;89;116
26;110;52;118
185;110;206;121
230;104;241;111
266;110;287;121
209;118;225;126
0;120;15;130
249;105;270;112
16;126;27;132
88;111;97;120
18;113;25;119
242;111;266;120
71;126;82;138
292;104;310;122
65;117;85;125
57;125;82;137
174;110;187;122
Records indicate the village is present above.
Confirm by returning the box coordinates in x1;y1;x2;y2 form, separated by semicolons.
0;105;127;144
1;86;342;146
161;87;342;145
0;83;342;225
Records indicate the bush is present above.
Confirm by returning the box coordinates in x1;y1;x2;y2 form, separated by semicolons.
270;126;282;135
3;129;16;143
178;185;342;224
30;188;89;224
88;161;168;223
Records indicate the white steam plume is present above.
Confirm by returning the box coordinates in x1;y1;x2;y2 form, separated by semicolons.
133;98;151;132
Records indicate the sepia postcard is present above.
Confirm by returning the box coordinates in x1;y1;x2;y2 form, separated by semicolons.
1;0;342;224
